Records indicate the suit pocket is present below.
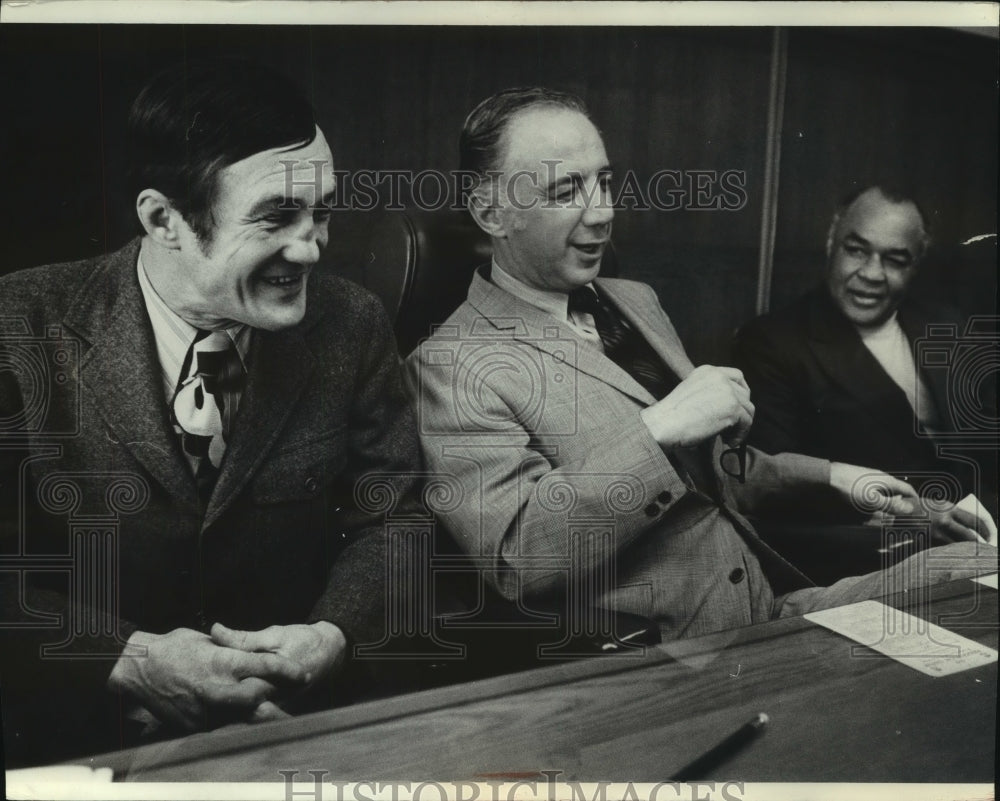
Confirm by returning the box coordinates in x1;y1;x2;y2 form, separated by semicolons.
252;427;348;504
601;582;654;619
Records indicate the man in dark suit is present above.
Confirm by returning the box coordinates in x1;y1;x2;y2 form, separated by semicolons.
0;60;420;765
734;185;997;528
406;90;995;644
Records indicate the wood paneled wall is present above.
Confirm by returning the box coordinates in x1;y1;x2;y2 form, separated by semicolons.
1;24;995;364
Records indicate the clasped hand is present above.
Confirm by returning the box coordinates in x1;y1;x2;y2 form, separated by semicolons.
109;621;346;730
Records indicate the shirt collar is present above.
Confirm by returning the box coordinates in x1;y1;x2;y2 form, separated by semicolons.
490;258;575;322
137;253;251;397
857;311;902;342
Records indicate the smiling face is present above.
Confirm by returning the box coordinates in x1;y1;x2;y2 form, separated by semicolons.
825;188;925;330
487;107;614;293
167;126;336;331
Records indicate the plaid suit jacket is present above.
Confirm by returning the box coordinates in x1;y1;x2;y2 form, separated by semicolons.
407;267;825;641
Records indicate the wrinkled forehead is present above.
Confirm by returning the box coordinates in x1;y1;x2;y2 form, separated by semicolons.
217;125;337;207
498;107;607;177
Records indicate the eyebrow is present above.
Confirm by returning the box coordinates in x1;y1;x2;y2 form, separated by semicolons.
544;164;614;193
249;190;337;217
843;231;913;258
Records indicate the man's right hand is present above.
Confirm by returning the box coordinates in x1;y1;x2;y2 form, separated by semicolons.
641;365;754;449
107;628;308;731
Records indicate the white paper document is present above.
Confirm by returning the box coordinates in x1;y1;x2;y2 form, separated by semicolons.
973;573;999;589
805;600;997;677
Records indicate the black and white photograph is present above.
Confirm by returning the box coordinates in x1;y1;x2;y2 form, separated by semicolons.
1;2;997;799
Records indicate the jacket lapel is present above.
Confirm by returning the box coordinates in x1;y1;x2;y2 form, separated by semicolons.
65;240;199;513
898;302;955;431
805;291;913;433
466;270;656;406
202;313;317;530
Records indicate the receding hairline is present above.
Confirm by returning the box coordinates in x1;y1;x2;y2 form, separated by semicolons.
493;104;603;174
839;188;926;236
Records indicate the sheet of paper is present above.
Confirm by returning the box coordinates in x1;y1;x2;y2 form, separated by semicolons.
973;573;999;589
805;600;997;677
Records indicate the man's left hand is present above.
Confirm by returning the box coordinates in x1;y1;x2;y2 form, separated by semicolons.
926;504;994;545
210;621;348;700
829;462;919;517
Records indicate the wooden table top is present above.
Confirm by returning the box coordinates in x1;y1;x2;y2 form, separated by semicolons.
80;576;997;783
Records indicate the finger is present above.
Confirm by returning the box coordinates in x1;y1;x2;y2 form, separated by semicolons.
933;514;983;544
251;700;292;723
202;675;274;709
711;366;747;385
211;622;280;653
229;649;310;685
882;494;916;516
949;507;990;542
881;476;918;499
726;405;754;447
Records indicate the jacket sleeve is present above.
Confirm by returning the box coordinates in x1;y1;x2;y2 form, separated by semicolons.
404;337;689;601
306;293;424;650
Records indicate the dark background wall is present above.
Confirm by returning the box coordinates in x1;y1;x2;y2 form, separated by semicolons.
1;24;996;364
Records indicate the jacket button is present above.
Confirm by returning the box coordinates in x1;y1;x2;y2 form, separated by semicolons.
729;568;745;584
644;503;659;517
657;491;672;504
304;476;319;493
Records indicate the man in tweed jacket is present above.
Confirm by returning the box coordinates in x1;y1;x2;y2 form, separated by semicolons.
406;88;995;643
0;60;419;765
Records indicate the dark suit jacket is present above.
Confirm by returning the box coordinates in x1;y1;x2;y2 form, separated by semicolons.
733;288;990;518
0;239;421;765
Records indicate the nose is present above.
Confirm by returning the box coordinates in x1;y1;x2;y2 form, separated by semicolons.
857;251;885;283
581;184;614;228
283;216;328;266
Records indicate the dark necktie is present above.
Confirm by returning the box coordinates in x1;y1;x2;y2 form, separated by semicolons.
171;330;246;502
568;285;678;400
569;286;718;494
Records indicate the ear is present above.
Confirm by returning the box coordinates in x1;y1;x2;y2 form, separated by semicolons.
824;214;839;262
466;186;508;239
136;189;186;249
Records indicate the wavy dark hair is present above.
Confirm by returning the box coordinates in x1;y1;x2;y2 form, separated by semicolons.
127;58;316;243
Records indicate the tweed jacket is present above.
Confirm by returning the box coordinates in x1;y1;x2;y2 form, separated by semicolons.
0;239;421;763
733;288;992;516
405;268;827;642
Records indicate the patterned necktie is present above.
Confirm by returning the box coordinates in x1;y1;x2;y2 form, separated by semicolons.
171;330;246;500
568;286;678;400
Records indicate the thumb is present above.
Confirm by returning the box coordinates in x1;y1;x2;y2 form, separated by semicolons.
251;700;292;723
883;494;917;516
211;622;276;652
